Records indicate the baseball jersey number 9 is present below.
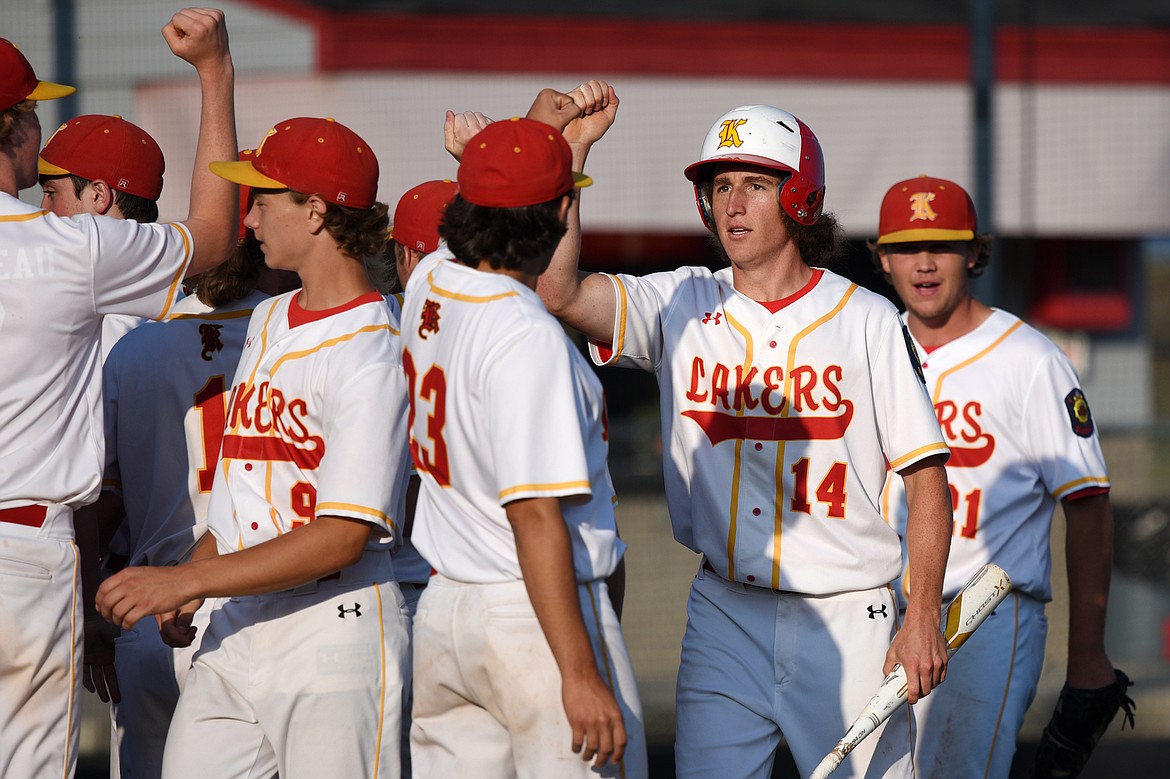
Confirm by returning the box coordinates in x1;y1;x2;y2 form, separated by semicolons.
403;349;451;487
290;481;317;527
194;375;228;493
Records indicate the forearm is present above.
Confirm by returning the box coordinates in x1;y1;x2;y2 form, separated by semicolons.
901;457;952;623
1063;493;1115;685
182;516;370;600
508;498;600;683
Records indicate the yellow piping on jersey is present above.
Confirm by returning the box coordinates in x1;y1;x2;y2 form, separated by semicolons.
498;480;591;500
426;269;519;303
0;209;51;222
769;282;858;587
610;273;629;359
1052;475;1109;496
243;304;282;389
152;224;192;321
269;323;396;377
317;502;398;533
266;463;282;534
930;321;1022;404
166;308;254;322
723;311;755;582
889;442;950;471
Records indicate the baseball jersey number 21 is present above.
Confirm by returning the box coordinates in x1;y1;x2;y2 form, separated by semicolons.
949;484;982;539
402;349;451;487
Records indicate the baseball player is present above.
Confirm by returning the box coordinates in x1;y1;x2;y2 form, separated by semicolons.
537;93;954;779
402;110;647;778
96;115;412;779
38;113;167;358
91;160;287;778
872;175;1118;778
0;11;237;779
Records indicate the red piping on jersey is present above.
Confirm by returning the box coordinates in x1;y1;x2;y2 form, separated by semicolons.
221;434;325;469
758;269;823;314
288;290;384;328
682;401;853;446
1065;486;1110;500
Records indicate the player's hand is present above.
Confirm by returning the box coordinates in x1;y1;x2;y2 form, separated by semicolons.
525;88;583;133
82;616;121;704
563;80;619;150
163;8;231;71
885;610;948;704
157;599;204;648
96;565;195;631
444;110;493;162
562;671;628;769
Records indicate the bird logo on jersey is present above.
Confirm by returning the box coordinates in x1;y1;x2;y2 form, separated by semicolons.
1065;388;1094;437
418;299;441;340
909;191;939;222
199;323;224;361
717;119;747;149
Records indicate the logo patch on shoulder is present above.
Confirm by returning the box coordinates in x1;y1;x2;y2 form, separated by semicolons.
901;324;926;385
1065;388;1094;438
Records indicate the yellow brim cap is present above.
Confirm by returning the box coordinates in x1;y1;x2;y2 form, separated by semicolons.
38;156;70;176
209;160;287;189
28;81;76;101
573;171;593;188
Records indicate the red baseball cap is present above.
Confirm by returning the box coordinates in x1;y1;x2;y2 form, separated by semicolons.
391;180;459;253
38;115;165;200
0;38;75;112
876;174;977;245
458;117;591;208
210;117;379;209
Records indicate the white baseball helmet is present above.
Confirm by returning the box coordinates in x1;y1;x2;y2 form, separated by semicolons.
684;104;826;229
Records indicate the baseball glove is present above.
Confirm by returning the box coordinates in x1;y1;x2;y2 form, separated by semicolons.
1030;668;1136;778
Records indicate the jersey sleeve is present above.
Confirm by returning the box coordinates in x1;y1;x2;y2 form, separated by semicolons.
484;323;592;504
873;315;949;471
316;349;412;545
85;216;192;320
1021;350;1110;498
587;271;682;371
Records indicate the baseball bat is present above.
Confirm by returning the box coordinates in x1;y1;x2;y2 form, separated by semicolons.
807;563;1013;779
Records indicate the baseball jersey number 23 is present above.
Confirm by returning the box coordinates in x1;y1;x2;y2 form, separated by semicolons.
402;349;451;487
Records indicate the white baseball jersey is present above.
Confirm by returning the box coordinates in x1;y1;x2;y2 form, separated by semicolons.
400;248;623;585
590;265;947;594
882;308;1110;602
208;290;410;553
0;192;190;779
104;290;269;567
0;193;190;517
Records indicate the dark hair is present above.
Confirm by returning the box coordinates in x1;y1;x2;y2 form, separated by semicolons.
439;192;570;274
185;232;266;307
287;190;390;262
0;99;34;147
51;173;159;223
867;233;993;281
365;239;403;296
698;177;843;267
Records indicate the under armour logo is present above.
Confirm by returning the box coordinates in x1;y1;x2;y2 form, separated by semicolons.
909;192;938;222
702;312;722;325
418;299;442;339
867;604;888;619
337;603;362;619
716;119;747;149
199;323;224;361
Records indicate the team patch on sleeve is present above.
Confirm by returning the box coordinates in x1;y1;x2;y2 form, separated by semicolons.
901;324;926;385
1065;388;1094;437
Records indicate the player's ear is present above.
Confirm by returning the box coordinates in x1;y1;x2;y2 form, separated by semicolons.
88;179;116;216
877;247;893;275
306;195;329;234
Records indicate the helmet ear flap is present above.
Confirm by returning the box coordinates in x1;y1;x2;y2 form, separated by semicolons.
694;182;715;232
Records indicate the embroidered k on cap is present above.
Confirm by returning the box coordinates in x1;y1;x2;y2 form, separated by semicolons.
38;115;165;200
457;117;591;208
391;179;459;253
0;37;75;112
876;174;978;245
210;117;379;209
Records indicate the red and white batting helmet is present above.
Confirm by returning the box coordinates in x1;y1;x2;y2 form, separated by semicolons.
684;104;826;230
